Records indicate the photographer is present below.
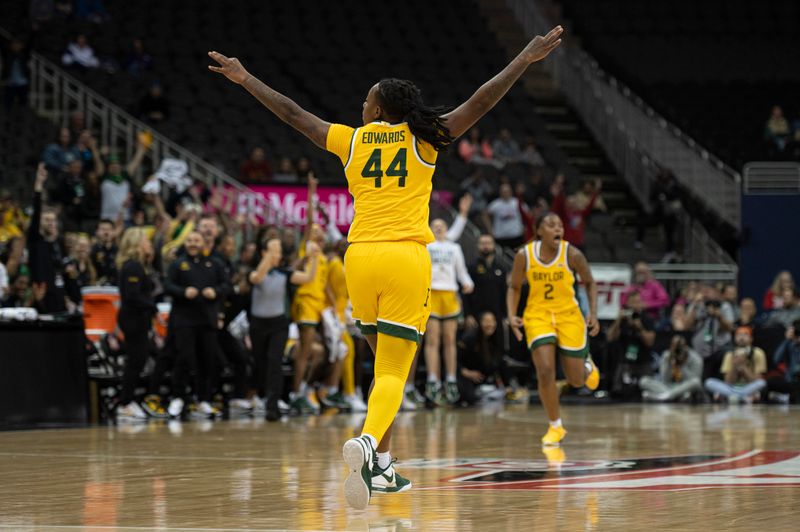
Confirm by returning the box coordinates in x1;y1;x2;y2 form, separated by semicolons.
687;291;734;380
606;291;656;397
766;320;800;403
704;326;767;404
640;335;704;402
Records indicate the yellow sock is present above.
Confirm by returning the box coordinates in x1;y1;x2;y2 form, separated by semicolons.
341;331;356;396
361;333;417;442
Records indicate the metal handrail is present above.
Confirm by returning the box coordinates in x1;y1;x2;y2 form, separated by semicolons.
27;51;288;224
505;0;741;229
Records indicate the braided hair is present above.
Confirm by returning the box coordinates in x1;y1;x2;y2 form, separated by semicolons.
376;78;454;152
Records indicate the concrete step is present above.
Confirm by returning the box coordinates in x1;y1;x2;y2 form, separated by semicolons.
555;138;593;149
545;122;580;133
535;105;570;117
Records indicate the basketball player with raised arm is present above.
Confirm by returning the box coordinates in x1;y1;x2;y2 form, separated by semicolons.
208;24;563;509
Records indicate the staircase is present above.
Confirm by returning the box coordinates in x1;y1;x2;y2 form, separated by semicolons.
478;0;666;263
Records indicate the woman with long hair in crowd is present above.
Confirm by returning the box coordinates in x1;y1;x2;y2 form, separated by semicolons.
64;234;97;308
115;227;158;420
764;270;796;310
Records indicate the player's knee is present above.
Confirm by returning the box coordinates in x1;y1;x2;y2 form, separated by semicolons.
537;366;557;385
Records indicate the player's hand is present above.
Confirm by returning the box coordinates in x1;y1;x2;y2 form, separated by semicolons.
786;326;795;341
306;240;320;257
521;26;563;64
509;316;524;342
202;287;217;300
587;314;600;337
462;284;474;295
458;194;473;216
34;162;48;192
208;51;250;84
185;287;199;299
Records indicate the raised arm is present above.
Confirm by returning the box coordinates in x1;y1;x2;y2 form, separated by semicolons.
304;174;318;244
28;163;47;241
446;194;472;242
208;52;330;149
126;135;148;176
441;26;563;139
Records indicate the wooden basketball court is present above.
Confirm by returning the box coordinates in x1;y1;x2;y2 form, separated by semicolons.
1;403;799;530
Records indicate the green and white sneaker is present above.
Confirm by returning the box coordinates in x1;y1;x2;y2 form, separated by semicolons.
290;395;318;415
321;391;350;410
342;435;374;510
372;459;412;493
425;381;444;405
445;381;460;404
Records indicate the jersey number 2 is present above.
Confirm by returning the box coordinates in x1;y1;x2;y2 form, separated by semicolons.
544;283;554;300
361;148;407;188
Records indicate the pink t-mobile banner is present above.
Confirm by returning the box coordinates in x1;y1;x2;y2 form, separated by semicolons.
215;184;453;231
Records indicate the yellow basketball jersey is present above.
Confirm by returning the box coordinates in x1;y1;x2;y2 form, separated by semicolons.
295;246;329;302
524;240;579;314
326;121;438;245
327;255;349;316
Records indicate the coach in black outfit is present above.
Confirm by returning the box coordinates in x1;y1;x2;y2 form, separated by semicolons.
116;227;158;419
165;231;228;411
464;234;508;326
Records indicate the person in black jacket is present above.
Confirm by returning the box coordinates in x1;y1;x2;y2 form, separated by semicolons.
26;163;68;313
457;312;507;405
115;227;158;420
464;234;508;328
164;231;228;418
91;219;119;285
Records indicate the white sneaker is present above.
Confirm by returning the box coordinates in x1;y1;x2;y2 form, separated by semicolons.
345;393;368;413
768;391;791;404
193;401;221;419
167;398;184;418
229;398;253;416
278;399;290;414
372;461;412;493
117;402;147;421
251;396;266;414
342;436;374;510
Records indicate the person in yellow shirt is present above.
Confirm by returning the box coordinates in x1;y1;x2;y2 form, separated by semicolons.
208;25;563;509
507;213;601;447
290;176;336;414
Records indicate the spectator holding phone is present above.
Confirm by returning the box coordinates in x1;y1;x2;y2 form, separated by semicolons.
704;326;767;404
